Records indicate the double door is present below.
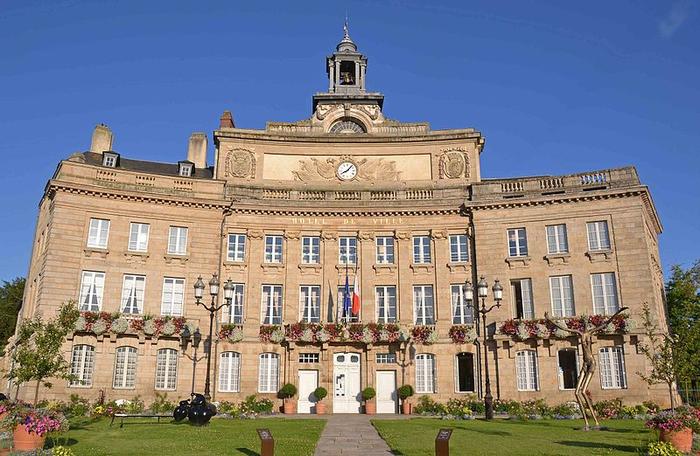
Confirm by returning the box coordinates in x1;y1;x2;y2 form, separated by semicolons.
333;352;362;413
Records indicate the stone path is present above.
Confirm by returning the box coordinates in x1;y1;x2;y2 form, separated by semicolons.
314;414;398;456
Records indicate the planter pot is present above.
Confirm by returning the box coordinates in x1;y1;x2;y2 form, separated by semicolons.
13;425;46;451
659;427;693;453
402;401;412;415
283;400;297;414
365;401;376;415
316;402;326;415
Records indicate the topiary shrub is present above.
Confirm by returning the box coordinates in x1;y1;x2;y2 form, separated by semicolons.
314;387;328;401
362;387;376;401
398;384;414;401
278;383;297;400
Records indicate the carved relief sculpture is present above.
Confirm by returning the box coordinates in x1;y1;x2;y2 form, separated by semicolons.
292;156;402;182
225;148;256;178
439;148;470;179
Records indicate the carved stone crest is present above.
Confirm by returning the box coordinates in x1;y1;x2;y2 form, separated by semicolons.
292;156;402;182
439;148;469;179
225;148;256;178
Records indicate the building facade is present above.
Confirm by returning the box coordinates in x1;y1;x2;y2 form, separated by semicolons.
8;29;669;412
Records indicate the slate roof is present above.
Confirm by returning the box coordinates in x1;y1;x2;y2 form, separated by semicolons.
81;152;214;179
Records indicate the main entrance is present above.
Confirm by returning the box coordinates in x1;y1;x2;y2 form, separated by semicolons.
298;369;318;414
333;352;362;413
375;370;398;413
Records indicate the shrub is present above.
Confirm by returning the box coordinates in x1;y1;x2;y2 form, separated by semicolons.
398;385;414;400
216;401;239;416
647;441;684;456
67;394;90;417
414;395;446;416
53;446;77;456
240;395;274;415
278;383;297;399
551;402;581;419
362;387;376;401
445;398;474;417
593;398;623;419
124;396;145;414
314;387;328;401
149;392;175;414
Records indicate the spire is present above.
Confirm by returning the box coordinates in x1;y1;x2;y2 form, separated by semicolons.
337;18;357;52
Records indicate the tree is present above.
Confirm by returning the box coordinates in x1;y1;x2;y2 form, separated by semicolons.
0;277;25;350
637;303;678;409
665;261;700;383
6;301;79;405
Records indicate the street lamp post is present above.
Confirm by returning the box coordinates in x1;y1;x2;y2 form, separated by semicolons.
193;273;235;400
464;276;503;420
180;326;205;395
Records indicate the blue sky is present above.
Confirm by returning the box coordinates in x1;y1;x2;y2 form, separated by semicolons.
0;0;698;280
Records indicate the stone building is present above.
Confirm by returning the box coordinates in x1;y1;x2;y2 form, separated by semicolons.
8;28;668;412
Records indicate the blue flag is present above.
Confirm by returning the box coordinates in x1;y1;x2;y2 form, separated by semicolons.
343;267;351;321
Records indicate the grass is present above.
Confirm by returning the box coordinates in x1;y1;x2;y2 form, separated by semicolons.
372;418;655;456
48;416;325;456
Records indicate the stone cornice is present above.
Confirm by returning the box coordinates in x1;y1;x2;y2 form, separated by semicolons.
213;128;483;144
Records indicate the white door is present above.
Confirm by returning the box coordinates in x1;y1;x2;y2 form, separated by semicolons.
376;370;398;414
333;352;362;413
298;370;318;414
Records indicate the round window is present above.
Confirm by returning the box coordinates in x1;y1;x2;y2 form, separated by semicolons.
337;355;345;363
350;355;360;363
329;118;366;134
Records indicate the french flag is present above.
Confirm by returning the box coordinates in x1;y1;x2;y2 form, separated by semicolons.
351;274;360;317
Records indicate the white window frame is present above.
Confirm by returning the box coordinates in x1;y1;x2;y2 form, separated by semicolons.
376;353;397;364
223;283;245;324
591;273;620;315
155;348;178;391
451;284;473;324
87;218;110;249
301;236;320;264
299;285;321;323
587;221;611;251
507;228;528;257
511;278;534;320
413;285;435;325
599;346;627;389
546;224;569;254
549;275;575;317
70;344;95;387
128;222;150;252
375;286;397;323
258;353;279;393
264;235;283;263
339;236;357;265
218;352;241;393
113;346;138;389
376;236;395;264
516;350;539;391
227;234;246;262
413;236;432;264
449;234;469;263
179;163;193;177
415;353;436;393
79;271;105;312
120;274;146;314
299;353;320;363
102;154;117;167
161;277;185;316
261;285;283;325
167;226;188;255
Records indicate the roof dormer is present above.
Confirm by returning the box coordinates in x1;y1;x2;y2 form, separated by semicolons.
102;151;120;168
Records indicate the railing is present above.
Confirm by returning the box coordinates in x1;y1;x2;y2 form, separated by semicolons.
334;191;361;201
501;181;524;193
678;382;700;406
370;191;397;201
539;177;563;190
406;189;433;200
262;189;290;200
298;191;325;201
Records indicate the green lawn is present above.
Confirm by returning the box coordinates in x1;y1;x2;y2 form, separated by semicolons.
372;418;655;456
48;417;325;456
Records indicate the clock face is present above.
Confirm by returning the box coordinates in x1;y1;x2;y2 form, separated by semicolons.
337;161;357;180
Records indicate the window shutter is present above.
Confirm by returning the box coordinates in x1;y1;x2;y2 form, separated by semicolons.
521;279;534;319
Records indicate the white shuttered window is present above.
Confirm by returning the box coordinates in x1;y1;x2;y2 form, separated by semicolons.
258;353;279;393
587;221;611;251
415;354;436;393
219;352;241;392
121;275;145;314
161;278;185;316
87;218;110;248
516;350;538;391
591;273;619;315
70;344;95;387
550;275;575;317
599;347;627;389
168;226;188;255
155;348;178;390
79;271;105;312
113;346;138;389
128;223;150;252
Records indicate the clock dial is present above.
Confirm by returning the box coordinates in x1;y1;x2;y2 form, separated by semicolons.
337;161;357;180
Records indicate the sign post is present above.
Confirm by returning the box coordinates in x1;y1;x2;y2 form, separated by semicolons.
435;428;453;456
257;428;274;456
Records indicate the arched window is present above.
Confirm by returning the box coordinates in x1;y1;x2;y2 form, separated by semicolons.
219;352;241;392
155;348;178;390
70;344;95;387
258;353;279;393
515;350;539;391
599;346;627;389
415;354;436;393
329;118;366;134
113;346;138;389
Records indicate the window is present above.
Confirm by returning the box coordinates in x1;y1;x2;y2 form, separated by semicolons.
261;285;283;325
102;152;118;167
223;283;244;324
451;284;473;324
264;235;283;263
219;352;241;392
511;279;534;320
599;346;627;389
449;234;469;263
415;354;436;393
376;237;395;264
167;226;188;255
455;353;475;392
516;350;538;391
413;236;431;264
87;218;110;248
178;162;193;177
128;223;150;252
301;236;320;264
413;285;435;325
258;353;279;393
79;271;105;311
227;234;246;262
300;285;321;323
120;274;145;314
70;345;95;387
155;349;178;390
299;353;320;363
587;221;611;251
546;224;569;254
161;278;185;316
376;286;397;323
376;353;397;364
339;236;357;264
550;275;575;317
507;228;528;257
113;346;138;389
591;273;619;315
558;349;578;390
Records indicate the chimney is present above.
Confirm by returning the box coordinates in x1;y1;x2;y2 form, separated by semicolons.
90;124;113;154
219;111;235;129
187;133;208;169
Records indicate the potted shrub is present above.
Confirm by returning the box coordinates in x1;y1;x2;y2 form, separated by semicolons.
362;387;377;415
0;404;68;451
398;384;414;415
278;383;297;414
314;387;328;415
646;406;700;453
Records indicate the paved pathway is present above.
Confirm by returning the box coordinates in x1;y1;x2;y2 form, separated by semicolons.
314;414;398;456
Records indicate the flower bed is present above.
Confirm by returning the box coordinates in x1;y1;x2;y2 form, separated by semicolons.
74;311;195;339
498;314;633;340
